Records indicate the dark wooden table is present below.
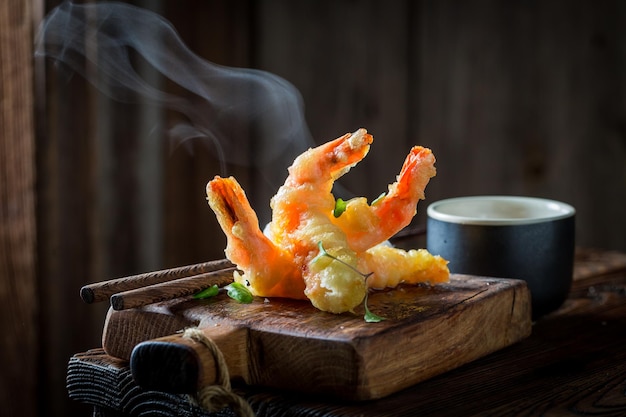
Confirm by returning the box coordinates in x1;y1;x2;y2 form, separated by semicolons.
67;248;626;417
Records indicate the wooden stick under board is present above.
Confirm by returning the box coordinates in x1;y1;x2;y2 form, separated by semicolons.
80;259;235;304
110;267;236;310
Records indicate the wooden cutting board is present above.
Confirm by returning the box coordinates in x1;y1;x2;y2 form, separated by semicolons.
102;274;531;401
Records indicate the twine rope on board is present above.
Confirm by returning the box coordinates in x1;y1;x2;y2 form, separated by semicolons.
182;327;255;417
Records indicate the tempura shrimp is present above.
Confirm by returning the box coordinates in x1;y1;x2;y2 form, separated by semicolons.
206;128;449;315
332;146;437;253
268;129;373;313
359;244;449;290
206;176;306;300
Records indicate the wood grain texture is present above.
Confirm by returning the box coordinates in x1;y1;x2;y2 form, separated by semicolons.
0;2;38;417
67;249;626;416
105;275;531;400
131;324;250;394
81;258;234;304
110;268;235;310
36;2;253;415
409;0;626;249
257;0;626;250
162;0;256;265
257;1;414;205
32;1;626;415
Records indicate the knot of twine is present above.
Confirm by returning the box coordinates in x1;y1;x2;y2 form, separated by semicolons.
182;327;255;417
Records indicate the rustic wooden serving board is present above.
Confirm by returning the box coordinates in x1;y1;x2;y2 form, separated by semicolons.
102;274;531;401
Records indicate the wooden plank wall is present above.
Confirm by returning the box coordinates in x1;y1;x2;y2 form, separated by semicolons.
5;0;624;416
0;2;37;417
257;0;626;245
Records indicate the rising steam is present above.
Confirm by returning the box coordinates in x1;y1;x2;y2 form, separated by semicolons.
35;1;313;172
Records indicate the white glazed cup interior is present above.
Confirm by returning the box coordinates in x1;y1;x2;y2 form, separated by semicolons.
427;196;575;225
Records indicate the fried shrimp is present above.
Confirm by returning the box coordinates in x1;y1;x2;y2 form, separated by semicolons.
268;129;373;313
206;128;449;315
359;244;449;290
332;146;437;253
206;176;306;299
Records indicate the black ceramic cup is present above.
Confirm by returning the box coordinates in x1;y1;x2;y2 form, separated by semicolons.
426;196;576;320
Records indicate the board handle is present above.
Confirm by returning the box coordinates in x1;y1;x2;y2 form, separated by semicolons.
130;324;249;393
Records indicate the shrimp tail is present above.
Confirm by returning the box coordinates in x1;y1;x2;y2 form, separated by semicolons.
384;146;436;219
284;128;373;188
206;176;306;299
333;146;437;252
206;176;257;267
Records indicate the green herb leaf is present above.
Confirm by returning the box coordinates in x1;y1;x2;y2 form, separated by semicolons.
225;282;254;303
333;198;347;217
363;292;386;323
370;192;386;206
193;284;220;299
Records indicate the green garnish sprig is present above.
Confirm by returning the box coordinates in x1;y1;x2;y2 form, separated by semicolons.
333;198;347;217
193;282;254;304
313;241;386;322
193;284;220;299
225;282;254;303
333;193;386;218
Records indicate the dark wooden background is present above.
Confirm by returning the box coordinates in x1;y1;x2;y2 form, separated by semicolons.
2;1;626;416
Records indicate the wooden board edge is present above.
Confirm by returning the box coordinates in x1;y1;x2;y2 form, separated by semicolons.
353;279;532;400
102;307;197;360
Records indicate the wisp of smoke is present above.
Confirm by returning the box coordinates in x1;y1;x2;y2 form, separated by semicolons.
34;1;314;172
